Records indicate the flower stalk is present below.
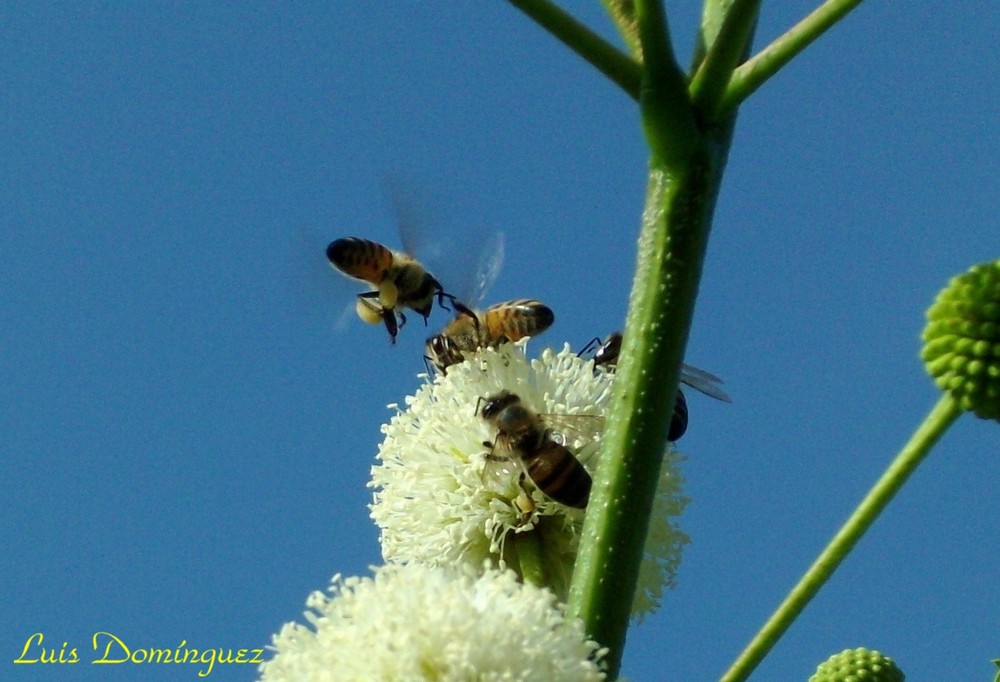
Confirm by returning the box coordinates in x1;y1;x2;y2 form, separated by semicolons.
562;0;747;675
507;0;641;100
688;0;761;116
718;0;866;115
720;394;962;682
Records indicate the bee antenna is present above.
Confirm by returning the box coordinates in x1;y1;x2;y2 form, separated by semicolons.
474;395;486;417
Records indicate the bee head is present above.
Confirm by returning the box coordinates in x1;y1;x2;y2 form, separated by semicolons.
425;334;457;374
477;390;520;420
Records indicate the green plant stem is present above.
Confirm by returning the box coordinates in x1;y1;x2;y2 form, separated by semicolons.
506;0;641;100
717;0;865;115
633;0;698;166
568;159;709;680
688;0;760;118
720;394;963;682
565;2;742;677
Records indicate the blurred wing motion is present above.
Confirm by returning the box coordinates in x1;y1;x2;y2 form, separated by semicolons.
425;233;558;375
462;231;504;308
382;172;504;310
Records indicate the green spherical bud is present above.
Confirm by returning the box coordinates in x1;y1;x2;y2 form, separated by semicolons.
921;259;1000;421
808;647;904;682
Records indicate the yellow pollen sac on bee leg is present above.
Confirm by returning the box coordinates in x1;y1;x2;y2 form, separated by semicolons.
356;297;384;325
379;280;399;309
515;491;535;515
513;478;537;526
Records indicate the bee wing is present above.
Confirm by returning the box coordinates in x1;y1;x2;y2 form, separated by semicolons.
461;231;504;307
379;172;435;259
679;363;732;403
539;414;606;448
480;449;522;494
333;299;361;331
379;172;504;307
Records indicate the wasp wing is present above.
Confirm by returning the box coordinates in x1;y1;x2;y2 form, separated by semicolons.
680;363;732;403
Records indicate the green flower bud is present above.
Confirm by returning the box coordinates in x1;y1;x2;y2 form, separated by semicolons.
808;647;904;682
921;259;1000;421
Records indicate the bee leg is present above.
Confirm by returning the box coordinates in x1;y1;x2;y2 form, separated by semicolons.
396;310;407;331
355;294;386;326
577;336;602;358
381;307;399;345
452;300;479;328
480;448;534;525
514;472;536;525
378;280;399;310
435;288;454;312
356;292;398;344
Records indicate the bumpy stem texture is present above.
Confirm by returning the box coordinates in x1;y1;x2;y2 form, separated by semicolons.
567;1;741;676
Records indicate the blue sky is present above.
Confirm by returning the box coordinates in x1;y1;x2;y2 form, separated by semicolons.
2;3;997;681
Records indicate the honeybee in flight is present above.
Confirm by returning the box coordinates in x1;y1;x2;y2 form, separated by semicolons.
426;299;555;374
477;391;600;519
326;237;458;344
579;332;731;442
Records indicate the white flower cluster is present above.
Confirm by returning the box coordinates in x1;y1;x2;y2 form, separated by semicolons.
259;340;690;679
258;564;607;682
370;342;689;615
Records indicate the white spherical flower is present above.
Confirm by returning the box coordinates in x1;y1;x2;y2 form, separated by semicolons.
257;563;607;682
634;445;689;619
370;341;689;615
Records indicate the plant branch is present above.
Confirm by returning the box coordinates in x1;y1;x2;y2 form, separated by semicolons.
720;394;962;682
718;0;866;114
600;0;642;59
634;0;699;166
507;0;641;100
689;0;761;119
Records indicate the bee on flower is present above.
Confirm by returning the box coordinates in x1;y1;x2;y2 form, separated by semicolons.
369;340;689;616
